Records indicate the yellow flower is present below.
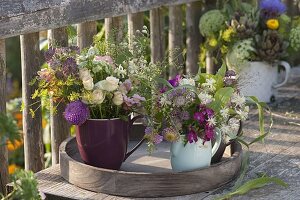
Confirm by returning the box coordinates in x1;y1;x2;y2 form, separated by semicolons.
8;164;19;174
208;38;218;47
266;19;279;30
222;27;235;42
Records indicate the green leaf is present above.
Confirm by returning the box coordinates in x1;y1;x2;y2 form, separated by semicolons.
218;175;288;200
154;77;174;89
210;87;234;111
216;63;226;77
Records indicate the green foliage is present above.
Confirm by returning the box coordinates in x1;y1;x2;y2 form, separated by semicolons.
1;170;42;200
217;174;287;200
210;87;234;111
0;113;20;146
289;27;300;51
199;10;225;37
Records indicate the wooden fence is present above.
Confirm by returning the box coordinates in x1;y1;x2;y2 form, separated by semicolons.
0;0;207;194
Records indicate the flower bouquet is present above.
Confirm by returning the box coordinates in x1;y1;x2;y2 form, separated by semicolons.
199;0;300;102
33;27;163;169
144;66;249;172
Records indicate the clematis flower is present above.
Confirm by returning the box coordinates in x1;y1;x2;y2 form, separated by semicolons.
168;75;181;87
187;129;198;143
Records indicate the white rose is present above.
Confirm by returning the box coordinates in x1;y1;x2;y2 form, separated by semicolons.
82;76;94;90
79;68;91;80
179;78;195;86
92;89;105;104
95;76;119;92
112;91;123;105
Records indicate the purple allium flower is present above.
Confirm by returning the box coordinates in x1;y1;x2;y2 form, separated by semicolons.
62;57;78;76
168;75;181;87
260;0;286;19
64;100;90;125
194;112;206;124
144;127;153;135
48;59;61;70
154;134;163;144
44;47;55;62
187;129;198;143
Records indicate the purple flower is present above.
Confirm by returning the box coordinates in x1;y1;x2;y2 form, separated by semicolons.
204;124;215;141
160;86;167;93
181;111;190;120
132;94;146;106
64;100;90;125
123;96;135;107
44;47;56;62
123;79;132;91
187;129;198;143
260;0;286;19
154;134;163;144
145;127;153;135
194;112;206;124
205;108;214;118
168;75;181;87
63;57;78;76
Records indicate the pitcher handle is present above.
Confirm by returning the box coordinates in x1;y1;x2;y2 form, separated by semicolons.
212;129;222;157
273;61;291;89
124;115;145;161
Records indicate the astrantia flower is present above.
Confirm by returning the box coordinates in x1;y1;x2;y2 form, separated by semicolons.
220;108;229;119
180;111;190;121
64;100;90;125
163;127;179;142
260;0;286;19
187;129;198;143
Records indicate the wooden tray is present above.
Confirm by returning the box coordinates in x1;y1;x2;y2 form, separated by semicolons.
60;137;242;198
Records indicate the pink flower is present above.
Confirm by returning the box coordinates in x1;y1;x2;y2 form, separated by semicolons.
154;134;163;144
94;55;115;66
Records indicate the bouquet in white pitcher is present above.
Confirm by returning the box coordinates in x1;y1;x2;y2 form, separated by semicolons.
144;66;249;152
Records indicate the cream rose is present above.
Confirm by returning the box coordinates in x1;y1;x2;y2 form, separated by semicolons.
112;91;123;106
95;76;119;92
92;89;105;104
82;76;94;91
79;68;91;80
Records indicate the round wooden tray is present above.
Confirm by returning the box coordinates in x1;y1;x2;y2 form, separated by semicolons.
59;137;242;198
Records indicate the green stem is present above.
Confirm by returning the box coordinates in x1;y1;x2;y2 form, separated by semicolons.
99;105;103;119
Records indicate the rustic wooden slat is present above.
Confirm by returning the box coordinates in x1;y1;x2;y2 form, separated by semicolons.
128;12;144;48
0;39;8;195
0;0;199;39
77;21;98;50
206;51;215;74
21;33;44;172
186;2;202;75
48;27;70;165
59;137;242;198
150;8;165;64
105;16;124;43
168;5;184;78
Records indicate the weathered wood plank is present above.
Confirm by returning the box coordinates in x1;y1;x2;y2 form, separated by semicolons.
105;16;124;44
48;27;71;165
168;5;184;78
128;12;144;48
77;21;97;50
0;0;199;39
150;7;165;65
59;137;242;198
186;2;202;75
0;39;8;195
21;33;44;172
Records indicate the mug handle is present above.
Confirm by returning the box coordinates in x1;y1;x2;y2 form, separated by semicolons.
273;61;291;89
212;129;222;157
124;115;145;161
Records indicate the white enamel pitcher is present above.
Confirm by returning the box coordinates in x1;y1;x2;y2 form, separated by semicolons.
170;130;221;172
238;61;291;103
